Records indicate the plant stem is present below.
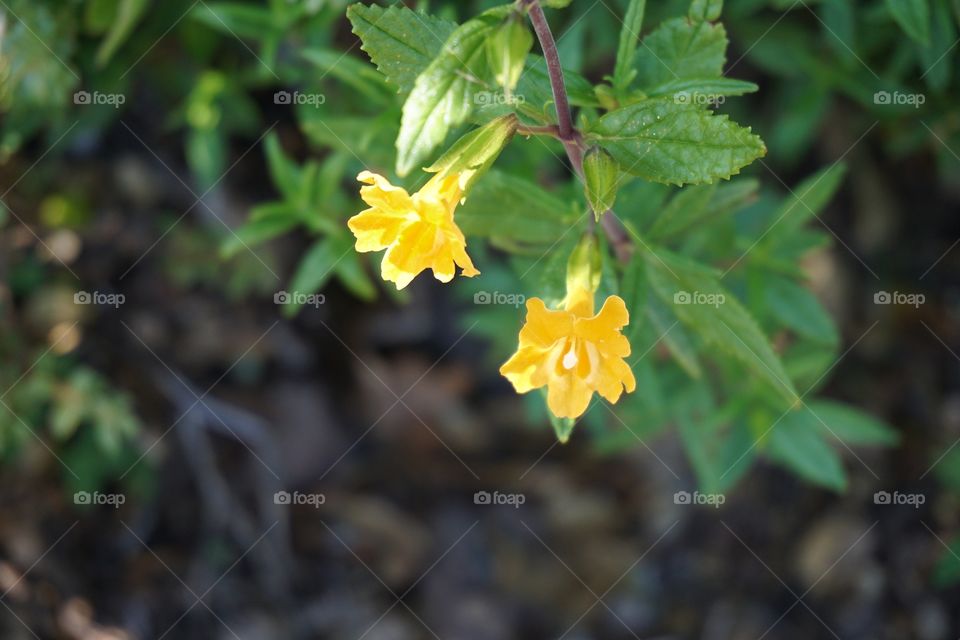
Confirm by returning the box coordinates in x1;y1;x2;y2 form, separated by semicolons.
516;123;562;137
526;1;574;141
526;0;634;263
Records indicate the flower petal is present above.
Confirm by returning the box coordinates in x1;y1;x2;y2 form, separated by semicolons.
381;220;438;289
545;371;594;419
357;171;415;212
348;207;412;252
518;298;573;349
500;346;549;393
595;355;636;404
576;295;631;356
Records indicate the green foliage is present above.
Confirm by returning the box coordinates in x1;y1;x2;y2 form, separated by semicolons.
0;350;143;493
1;0;917;496
589;99;766;185
396;5;513;175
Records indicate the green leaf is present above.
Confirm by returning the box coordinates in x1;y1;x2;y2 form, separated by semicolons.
764;275;838;345
396;6;512;175
95;0;149;66
613;0;647;91
919;0;956;91
645;249;798;404
263;133;301;202
347;3;456;94
589;99;766;186
634;18;727;91
768;410;848;491
620;254;648;343
886;0;931;44
516;56;599;108
689;0;723;22
805;401;899;446
191;2;280;39
221;214;299;259
645;77;758;99
761;164;846;239
646;294;703;379
456;170;577;244
284;238;341;316
301;48;390;102
647;184;716;240
334;243;377;301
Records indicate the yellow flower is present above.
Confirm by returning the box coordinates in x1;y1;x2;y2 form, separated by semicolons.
500;287;636;420
348;171;479;290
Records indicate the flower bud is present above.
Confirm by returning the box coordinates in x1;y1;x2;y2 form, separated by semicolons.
565;234;602;300
486;17;533;94
582;146;620;221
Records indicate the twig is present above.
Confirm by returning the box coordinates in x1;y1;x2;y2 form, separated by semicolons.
526;1;575;141
516;123;562;137
526;0;634;262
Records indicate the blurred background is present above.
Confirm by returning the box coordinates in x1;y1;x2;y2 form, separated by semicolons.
1;0;960;638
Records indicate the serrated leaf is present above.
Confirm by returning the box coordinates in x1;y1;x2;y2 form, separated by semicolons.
347;3;456;94
768;411;848;491
634;18;727;91
806;401;899;446
886;0;931;44
645;248;798;404
396;6;512;175
589;99;766;186
689;0;723;22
